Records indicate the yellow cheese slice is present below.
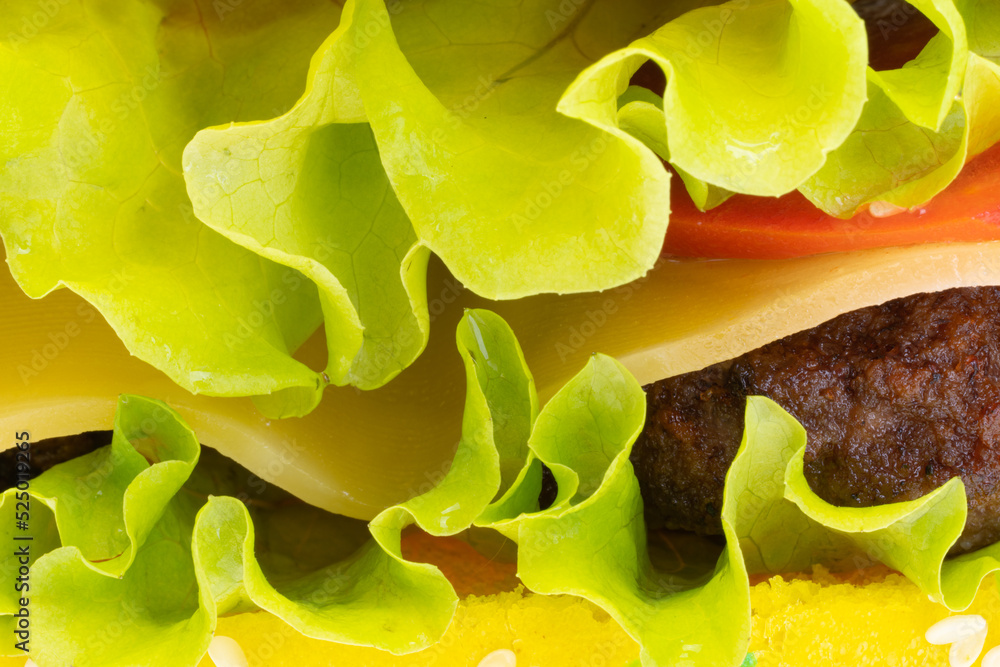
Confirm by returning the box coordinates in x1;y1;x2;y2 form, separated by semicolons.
4;242;1000;519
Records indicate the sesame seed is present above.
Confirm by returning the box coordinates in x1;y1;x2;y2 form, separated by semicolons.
949;627;987;667
926;615;987;645
982;645;1000;667
208;635;250;667
477;648;517;667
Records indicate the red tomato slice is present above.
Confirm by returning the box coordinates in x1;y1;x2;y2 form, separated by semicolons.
662;143;1000;260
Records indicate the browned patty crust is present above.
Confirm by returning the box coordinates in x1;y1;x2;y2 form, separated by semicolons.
631;286;1000;554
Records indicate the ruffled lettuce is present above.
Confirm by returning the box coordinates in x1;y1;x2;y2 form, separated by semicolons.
0;377;556;665
800;0;1000;217
568;0;1000;216
7;311;1000;666
185;0;677;302
180;18;431;396
0;0;675;418
0;0;349;417
446;311;1000;666
5;0;1000;420
615;85;736;210
0;312;582;666
0;395;479;665
561;0;869;197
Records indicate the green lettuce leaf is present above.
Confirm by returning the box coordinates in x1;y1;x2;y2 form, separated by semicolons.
784;439;1000;614
568;0;1000;216
0;0;345;417
445;309;752;667
0;395;494;665
187;0;678;302
800;0;1000;216
615;86;734;210
9;0;1000;425
181;16;430;392
867;0;968;132
452;313;1000;666
561;0;869;198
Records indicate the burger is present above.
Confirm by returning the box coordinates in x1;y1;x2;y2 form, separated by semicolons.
2;0;1000;666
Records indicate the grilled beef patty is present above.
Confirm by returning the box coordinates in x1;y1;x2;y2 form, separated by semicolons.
631;286;1000;554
